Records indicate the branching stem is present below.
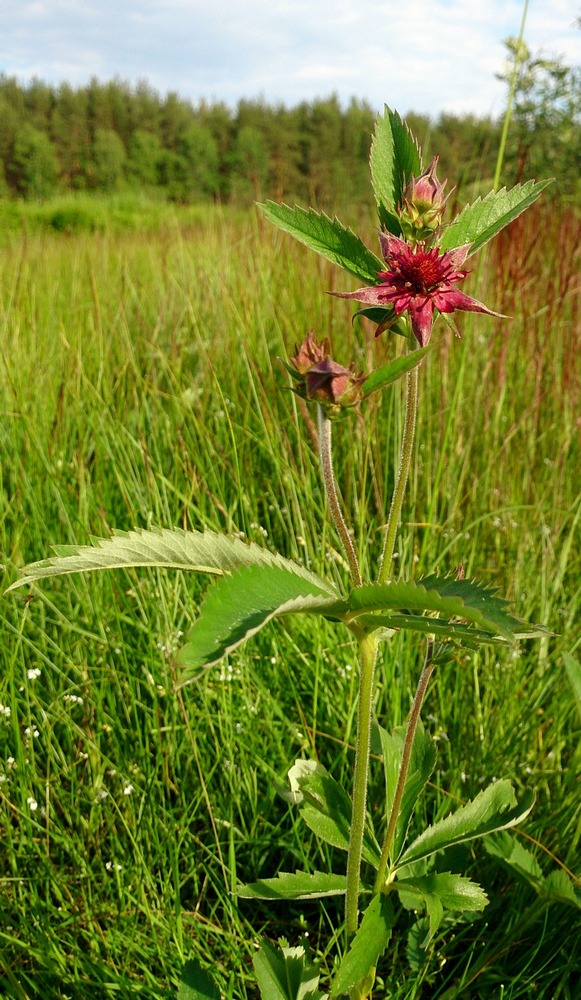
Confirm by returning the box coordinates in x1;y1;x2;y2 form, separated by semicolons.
374;638;435;891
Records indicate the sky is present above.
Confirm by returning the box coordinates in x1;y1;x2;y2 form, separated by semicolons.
1;0;580;119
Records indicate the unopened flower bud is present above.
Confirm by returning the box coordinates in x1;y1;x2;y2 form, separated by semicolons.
304;357;366;409
287;334;367;416
400;155;448;241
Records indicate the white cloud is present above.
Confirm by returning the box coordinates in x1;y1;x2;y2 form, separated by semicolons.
1;0;579;117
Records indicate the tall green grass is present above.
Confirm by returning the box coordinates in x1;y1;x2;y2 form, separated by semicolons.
1;202;579;998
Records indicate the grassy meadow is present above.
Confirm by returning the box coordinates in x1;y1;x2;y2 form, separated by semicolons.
0;197;579;998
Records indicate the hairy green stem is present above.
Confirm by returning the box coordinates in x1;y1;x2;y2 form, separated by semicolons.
374;639;435;891
317;405;362;588
345;630;379;942
378;364;419;585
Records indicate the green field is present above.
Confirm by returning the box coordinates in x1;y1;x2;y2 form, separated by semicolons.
1;200;579;998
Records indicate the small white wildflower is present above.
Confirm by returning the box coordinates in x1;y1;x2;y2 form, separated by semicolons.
64;694;83;705
0;704;11;719
6;757;15;769
27;797;38;811
0;774;6;784
94;788;108;802
27;668;42;681
123;783;134;796
270;656;277;665
25;727;40;739
105;861;122;872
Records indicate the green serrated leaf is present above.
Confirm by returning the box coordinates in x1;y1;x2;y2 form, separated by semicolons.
258;202;383;283
178;959;221;1000
354;613;511;647
328;576;528;641
5;526;336;596
484;831;543;884
177;564;338;685
253;940;326;1000
237;870;347;900
543;870;581;909
439;179;553;256
407;917;432;972
396;873;487;948
484;832;581;909
397;872;488;912
292;761;380;868
330;894;395;998
362;347;431;397
253;941;294;1000
370;107;421;231
396;781;534;869
377;719;436;862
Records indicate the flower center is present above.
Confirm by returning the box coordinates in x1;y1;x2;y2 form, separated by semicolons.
399;250;447;292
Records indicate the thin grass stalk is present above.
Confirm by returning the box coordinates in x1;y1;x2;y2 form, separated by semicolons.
493;0;530;191
378;363;419;584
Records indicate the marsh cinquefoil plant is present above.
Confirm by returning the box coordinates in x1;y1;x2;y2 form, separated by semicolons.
7;109;554;998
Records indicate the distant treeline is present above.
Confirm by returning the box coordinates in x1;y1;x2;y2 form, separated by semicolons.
0;69;578;206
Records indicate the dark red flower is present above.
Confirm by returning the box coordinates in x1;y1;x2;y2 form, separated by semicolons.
332;233;504;347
